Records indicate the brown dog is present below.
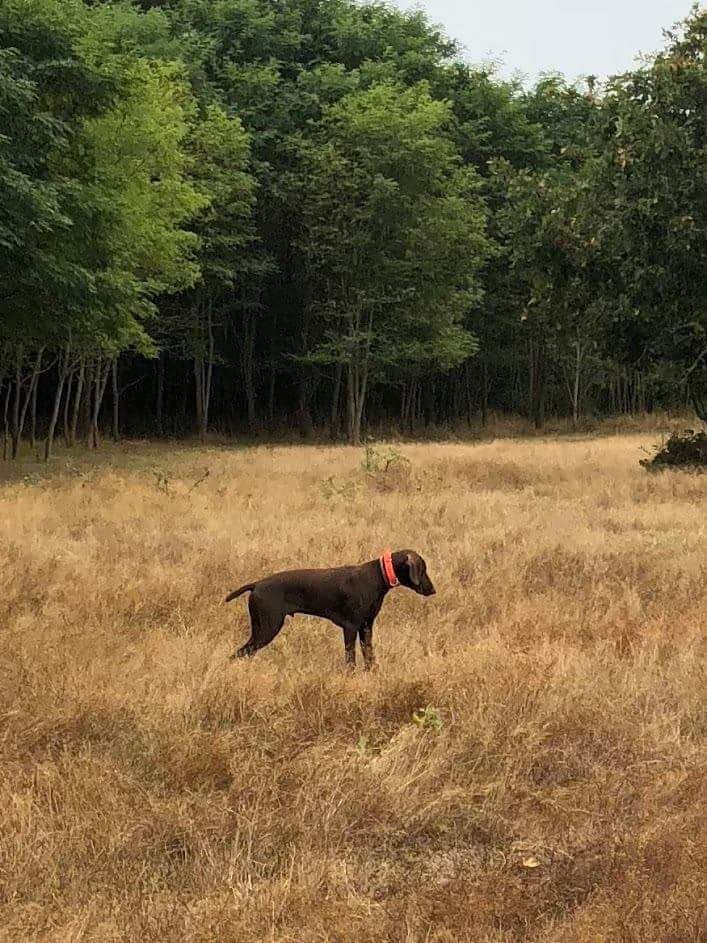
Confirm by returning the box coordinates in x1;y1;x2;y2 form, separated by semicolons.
225;549;435;668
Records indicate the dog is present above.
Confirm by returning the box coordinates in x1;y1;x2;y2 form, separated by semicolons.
225;549;435;668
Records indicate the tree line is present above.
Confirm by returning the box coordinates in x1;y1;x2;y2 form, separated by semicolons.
1;0;705;456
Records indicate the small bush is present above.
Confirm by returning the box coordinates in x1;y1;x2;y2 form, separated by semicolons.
360;442;412;493
640;429;707;471
361;443;409;474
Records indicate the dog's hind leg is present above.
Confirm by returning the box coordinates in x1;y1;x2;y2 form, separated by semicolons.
233;594;285;659
342;624;358;671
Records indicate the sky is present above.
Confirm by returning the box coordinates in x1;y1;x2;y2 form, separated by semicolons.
392;0;698;83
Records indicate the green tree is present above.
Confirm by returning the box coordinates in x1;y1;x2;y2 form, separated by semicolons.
495;159;613;428
1;0;205;457
589;5;707;418
295;83;491;442
483;76;602;428
160;103;259;439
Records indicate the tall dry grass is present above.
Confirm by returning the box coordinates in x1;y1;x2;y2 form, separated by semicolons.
0;434;705;942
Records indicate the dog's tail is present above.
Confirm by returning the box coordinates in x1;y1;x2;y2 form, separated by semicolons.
224;583;256;603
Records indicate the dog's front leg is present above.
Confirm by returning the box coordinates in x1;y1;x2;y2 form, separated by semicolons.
342;625;357;671
359;622;375;671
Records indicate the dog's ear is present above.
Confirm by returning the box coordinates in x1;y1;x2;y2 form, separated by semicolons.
405;552;424;587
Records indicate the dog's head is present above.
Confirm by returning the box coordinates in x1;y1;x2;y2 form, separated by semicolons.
393;550;436;596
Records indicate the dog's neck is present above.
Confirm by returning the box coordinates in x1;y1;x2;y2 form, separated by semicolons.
378;550;399;589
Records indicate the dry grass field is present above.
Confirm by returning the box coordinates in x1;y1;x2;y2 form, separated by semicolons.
1;431;705;942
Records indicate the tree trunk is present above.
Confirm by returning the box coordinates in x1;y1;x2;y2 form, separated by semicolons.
346;357;370;445
179;375;188;434
295;375;314;438
537;345;547;430
155;352;164;435
2;378;10;460
111;356;120;441
267;361;276;430
45;350;70;462
11;347;22;459
87;358;98;448
570;339;582;429
267;311;278;432
481;353;489;427
194;355;204;439
69;357;85;447
30;366;39;451
330;361;343;438
401;382;409;434
631;372;639;414
451;371;461;424
529;340;546;430
423;377;436;428
17;348;44;455
346;360;356;444
0;365;5;459
194;297;214;442
616;368;623;414
355;359;369;443
241;305;257;431
205;303;214;438
89;357;110;449
63;367;73;447
346;309;373;445
82;358;93;443
407;382;414;433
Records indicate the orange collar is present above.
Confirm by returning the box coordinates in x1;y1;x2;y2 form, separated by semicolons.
379;549;399;588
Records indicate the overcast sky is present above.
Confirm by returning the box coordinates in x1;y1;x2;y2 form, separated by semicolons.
392;1;697;83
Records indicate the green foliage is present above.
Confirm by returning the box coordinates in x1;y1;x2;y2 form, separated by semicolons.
186;103;256;287
294;81;491;439
0;0;110;345
412;706;443;731
587;7;706;379
0;0;205;354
